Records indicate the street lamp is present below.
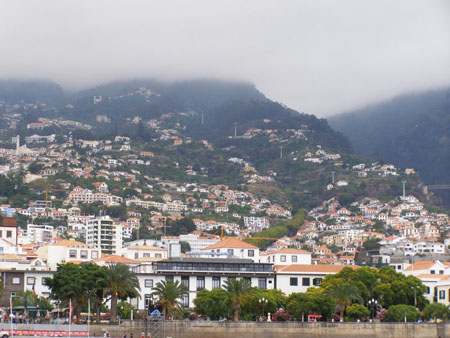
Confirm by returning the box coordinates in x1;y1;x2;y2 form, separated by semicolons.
367;299;377;320
411;286;417;307
259;297;267;320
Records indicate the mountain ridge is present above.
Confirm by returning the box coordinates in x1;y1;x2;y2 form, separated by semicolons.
329;86;450;207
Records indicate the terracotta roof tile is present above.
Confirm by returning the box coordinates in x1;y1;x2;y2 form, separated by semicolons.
92;254;139;264
275;264;358;273
203;237;258;250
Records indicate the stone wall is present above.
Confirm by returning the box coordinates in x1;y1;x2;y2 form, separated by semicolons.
91;321;449;338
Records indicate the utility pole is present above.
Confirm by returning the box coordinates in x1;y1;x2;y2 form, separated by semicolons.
280;146;283;159
331;171;336;184
402;180;407;198
234;122;237;137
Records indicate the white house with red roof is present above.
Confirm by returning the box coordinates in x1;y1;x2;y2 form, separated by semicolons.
37;239;101;270
202;237;259;261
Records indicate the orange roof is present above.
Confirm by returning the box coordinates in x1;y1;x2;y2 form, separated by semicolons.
275;264;358;274
404;260;441;272
416;274;449;280
92;254;139;264
263;248;310;255
203;237;258;250
52;239;89;248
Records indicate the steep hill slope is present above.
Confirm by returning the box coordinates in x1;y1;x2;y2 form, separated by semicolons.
329;87;450;206
0;78;442;211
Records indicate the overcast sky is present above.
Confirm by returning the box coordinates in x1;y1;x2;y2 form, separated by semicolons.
0;0;449;116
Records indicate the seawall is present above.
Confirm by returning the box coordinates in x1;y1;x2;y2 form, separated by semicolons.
91;321;449;338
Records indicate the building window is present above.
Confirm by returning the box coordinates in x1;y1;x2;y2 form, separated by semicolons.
27;277;36;285
155;254;162;258
426;287;430;294
182;294;189;307
440;270;444;275
80;250;88;259
280;255;286;262
12;277;20;285
258;278;267;289
69;250;77;258
6;231;12;238
248;250;254;257
292;255;297;263
197;277;205;290
313;278;322;286
302;278;310;286
145;279;153;288
290;277;298;286
91;251;99;259
144;294;152;310
227;249;234;256
431;270;435;274
212;277;221;289
440;290;446;300
166;276;174;282
181;276;189;289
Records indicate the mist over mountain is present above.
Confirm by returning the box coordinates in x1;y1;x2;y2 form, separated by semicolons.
0;79;64;104
329;87;450;206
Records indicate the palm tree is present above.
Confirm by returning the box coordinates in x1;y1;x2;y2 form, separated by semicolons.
151;280;188;319
224;278;252;322
13;290;37;316
326;282;362;322
98;263;140;323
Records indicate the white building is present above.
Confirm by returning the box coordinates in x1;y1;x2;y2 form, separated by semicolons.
275;264;356;295
201;237;259;262
86;217;122;254
121;243;168;261
26;224;54;244
260;248;311;265
243;216;270;230
134;258;274;309
37;239;101;270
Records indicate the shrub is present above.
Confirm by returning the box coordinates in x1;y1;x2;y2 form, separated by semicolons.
386;305;419;322
423;303;450;321
345;304;370;321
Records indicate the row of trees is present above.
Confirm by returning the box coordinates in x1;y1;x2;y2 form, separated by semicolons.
39;263;448;323
193;266;430;322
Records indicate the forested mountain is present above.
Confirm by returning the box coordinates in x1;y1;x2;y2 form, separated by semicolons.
0;79;64;104
329;87;450;206
0;78;442;210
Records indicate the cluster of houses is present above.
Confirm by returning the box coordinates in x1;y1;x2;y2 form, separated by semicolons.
0;211;357;309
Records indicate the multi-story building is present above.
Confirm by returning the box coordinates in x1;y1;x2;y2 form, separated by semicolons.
37;239;101;270
86;216;122;254
26;224;54;244
134;257;274;309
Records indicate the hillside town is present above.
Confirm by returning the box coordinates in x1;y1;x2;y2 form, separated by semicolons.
0;129;449;312
0;94;449;326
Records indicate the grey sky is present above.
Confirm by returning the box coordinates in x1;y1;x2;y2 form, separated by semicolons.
1;0;449;116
